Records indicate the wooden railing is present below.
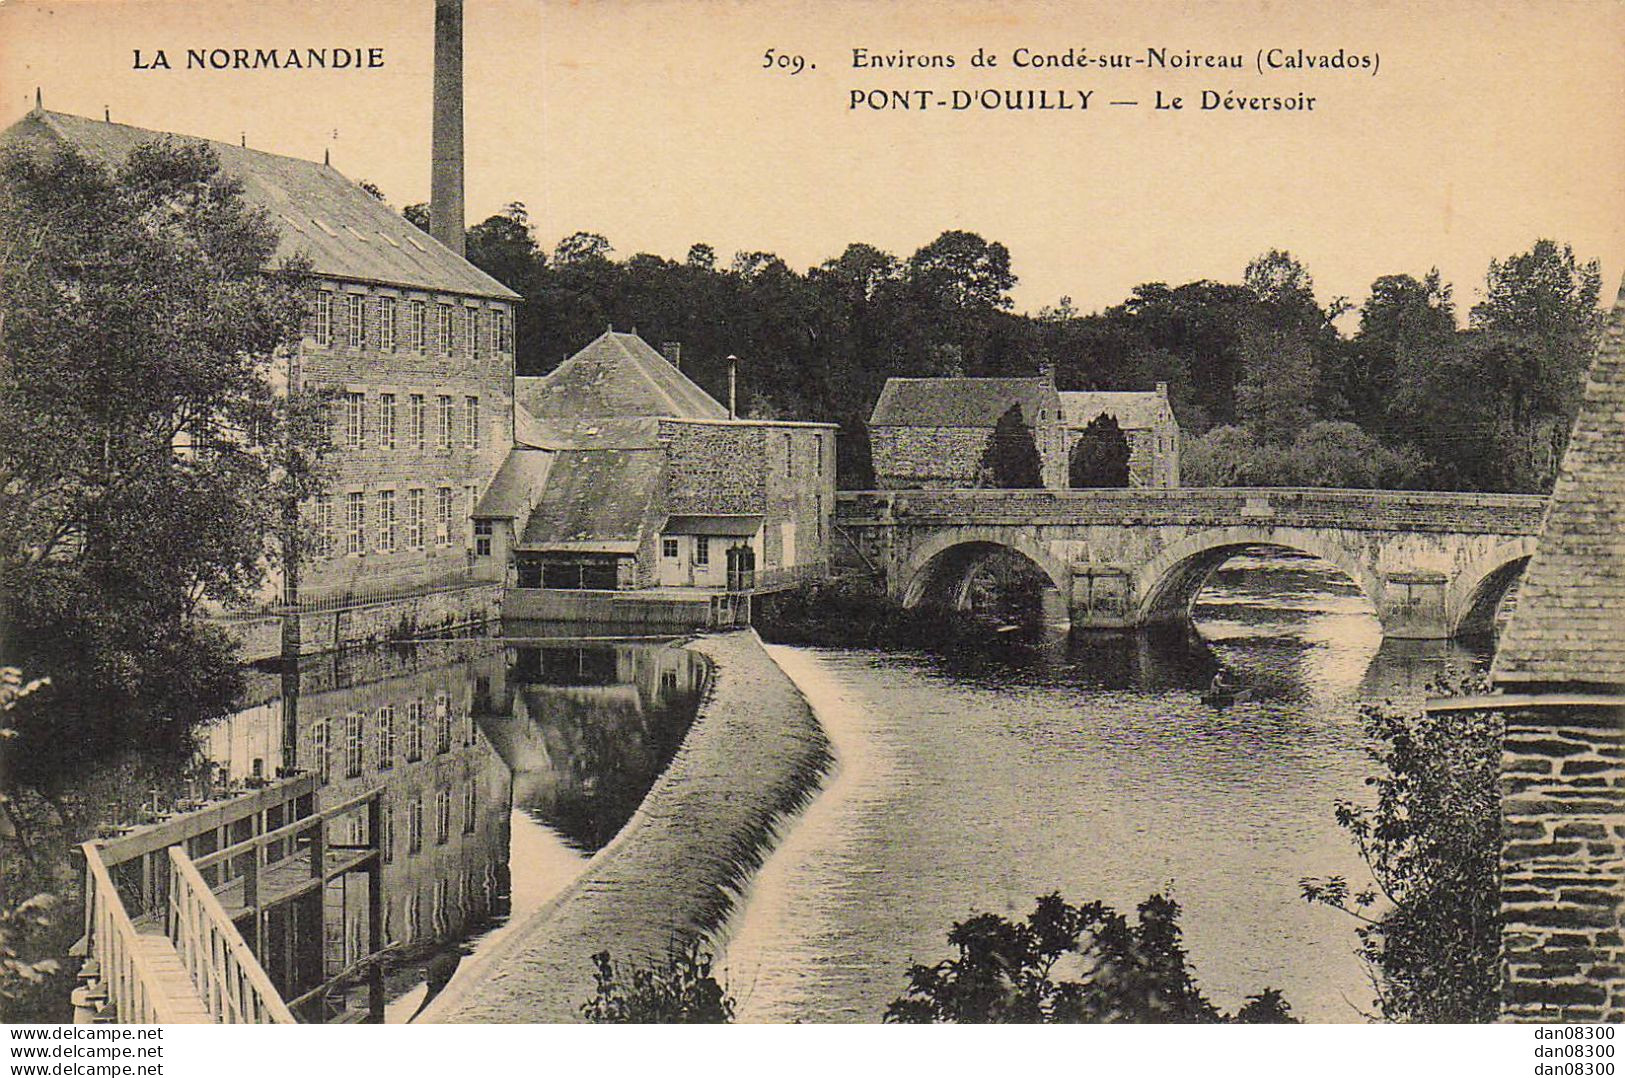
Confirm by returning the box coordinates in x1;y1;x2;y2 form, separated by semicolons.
80;842;188;1024
167;845;296;1024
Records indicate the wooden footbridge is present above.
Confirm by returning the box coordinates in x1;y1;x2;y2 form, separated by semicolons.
76;774;386;1023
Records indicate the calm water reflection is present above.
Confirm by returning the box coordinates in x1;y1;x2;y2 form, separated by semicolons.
718;552;1495;1023
202;634;706;1022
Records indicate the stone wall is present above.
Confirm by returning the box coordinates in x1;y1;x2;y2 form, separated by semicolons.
1499;702;1625;1022
872;427;990;488
287;582;503;655
291;280;515;602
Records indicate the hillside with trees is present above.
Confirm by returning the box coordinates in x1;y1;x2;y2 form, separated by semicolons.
415;205;1603;494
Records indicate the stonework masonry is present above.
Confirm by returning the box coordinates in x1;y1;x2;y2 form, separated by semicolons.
292;282;514;603
1498;704;1625;1022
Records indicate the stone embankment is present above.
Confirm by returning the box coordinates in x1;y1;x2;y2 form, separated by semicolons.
421;628;831;1023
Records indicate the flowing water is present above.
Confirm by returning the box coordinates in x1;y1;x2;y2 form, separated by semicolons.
717;551;1495;1023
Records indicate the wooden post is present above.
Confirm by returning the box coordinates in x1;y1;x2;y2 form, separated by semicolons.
366;794;384;1022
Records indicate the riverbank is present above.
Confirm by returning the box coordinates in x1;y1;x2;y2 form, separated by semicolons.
420;628;831;1023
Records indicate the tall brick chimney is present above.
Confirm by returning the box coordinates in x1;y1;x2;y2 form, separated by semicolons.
430;0;465;257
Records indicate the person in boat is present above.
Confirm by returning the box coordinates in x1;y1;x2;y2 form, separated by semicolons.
1210;669;1241;696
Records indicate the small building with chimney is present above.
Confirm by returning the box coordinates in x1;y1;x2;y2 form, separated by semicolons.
473;331;837;624
867;375;1180;490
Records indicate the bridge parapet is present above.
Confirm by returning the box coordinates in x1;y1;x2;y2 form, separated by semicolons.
837;488;1548;535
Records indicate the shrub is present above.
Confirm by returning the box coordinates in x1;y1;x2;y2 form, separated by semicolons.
885;892;1296;1023
581;943;734;1023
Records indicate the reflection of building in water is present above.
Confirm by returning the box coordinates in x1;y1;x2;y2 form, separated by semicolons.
477;642;706;852
201;640;511;1014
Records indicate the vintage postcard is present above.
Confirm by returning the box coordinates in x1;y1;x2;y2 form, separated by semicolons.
0;0;1621;1051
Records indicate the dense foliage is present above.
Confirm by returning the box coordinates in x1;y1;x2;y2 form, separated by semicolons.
402;198;1601;493
581;944;734;1023
978;404;1044;488
1069;413;1131;487
1301;682;1503;1022
0;139;329;787
885;892;1296;1023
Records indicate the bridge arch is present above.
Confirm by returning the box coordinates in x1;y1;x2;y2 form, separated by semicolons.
1445;537;1537;637
897;528;1070;611
1134;526;1385;628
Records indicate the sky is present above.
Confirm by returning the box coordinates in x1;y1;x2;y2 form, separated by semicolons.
2;0;1623;318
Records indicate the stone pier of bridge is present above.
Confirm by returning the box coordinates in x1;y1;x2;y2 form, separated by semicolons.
834;487;1548;640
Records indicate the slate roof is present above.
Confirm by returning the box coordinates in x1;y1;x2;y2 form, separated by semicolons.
1492;276;1625;691
0;109;518;301
513;415;663;451
473;450;552;519
869;378;1058;428
662;515;763;537
517;448;663;554
1060;391;1170;431
517;331;728;421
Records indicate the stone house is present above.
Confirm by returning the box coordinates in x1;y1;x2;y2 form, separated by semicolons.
472;331;837;611
868;377;1065;489
868;374;1180;489
1060;384;1181;488
1;107;521;617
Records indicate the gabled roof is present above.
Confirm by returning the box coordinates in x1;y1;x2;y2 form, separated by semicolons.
513;415;663;451
1060;391;1171;431
517;331;728;421
869;377;1058;428
517;448;663;553
1;109;518;301
473;449;552;520
1492;277;1625;691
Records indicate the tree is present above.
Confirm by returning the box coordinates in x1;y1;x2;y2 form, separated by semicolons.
552;230;613;266
978;406;1044;488
581;944;733;1023
1301;682;1502;1022
402;202;429;232
885;892;1296;1023
907;230;1017;311
0;138;327;786
1068;413;1132;487
684;243;716;271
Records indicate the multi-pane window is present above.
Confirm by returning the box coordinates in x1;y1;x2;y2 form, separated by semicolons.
436;487;453;545
694;536;710;566
409;300;427;352
344;392;365;449
436;788;452;845
310;720;330;782
409;394;426;450
344;712;364;778
376;705;395;770
474;519;493;557
405;700;424;761
314;494;333;557
662;537;679;559
463;782;477;835
437;305;454;353
465;307;479;358
437;395;454;450
346;293;365;349
435;693;452;755
377;489;397;553
407;798;423;854
315;291;334;346
406;488;426;549
488;309;504;355
379;297;397;351
465;396;480;449
345;491;366;555
378;393;397;450
381;804;394;864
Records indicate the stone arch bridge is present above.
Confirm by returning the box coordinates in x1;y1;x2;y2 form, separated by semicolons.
834;488;1549;639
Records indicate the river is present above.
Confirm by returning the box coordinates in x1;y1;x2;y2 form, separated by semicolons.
717;552;1495;1022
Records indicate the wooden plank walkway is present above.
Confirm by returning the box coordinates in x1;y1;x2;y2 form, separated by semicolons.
129;933;213;1023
